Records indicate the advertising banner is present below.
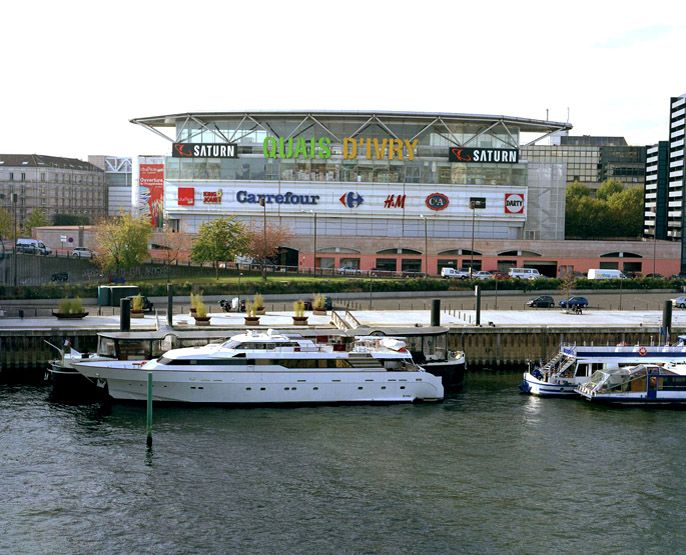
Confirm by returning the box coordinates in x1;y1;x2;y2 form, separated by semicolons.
139;162;164;228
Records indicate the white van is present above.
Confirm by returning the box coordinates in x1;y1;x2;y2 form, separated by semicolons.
16;238;52;255
508;267;541;280
587;268;626;280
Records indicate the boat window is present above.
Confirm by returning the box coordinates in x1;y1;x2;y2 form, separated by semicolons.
156;358;255;365
98;337;116;357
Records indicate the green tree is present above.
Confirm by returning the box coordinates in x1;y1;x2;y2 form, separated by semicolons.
566;181;591;199
596;179;624;201
22;208;50;235
191;217;250;279
607;186;644;238
0;207;12;240
95;213;152;277
566;183;608;238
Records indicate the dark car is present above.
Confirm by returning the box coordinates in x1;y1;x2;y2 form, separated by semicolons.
527;295;555;308
492;271;511;280
559;296;588;308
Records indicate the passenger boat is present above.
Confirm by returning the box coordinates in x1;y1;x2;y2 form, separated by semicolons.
73;330;444;404
576;362;686;404
519;337;686;397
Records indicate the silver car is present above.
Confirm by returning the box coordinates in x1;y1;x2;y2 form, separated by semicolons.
71;247;96;258
672;296;686;308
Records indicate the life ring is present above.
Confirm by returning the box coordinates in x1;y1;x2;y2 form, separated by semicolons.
638;346;647;356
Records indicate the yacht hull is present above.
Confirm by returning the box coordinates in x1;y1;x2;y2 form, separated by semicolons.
74;361;444;404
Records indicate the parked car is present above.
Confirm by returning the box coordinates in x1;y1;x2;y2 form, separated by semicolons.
337;266;361;275
644;273;664;278
508;267;541;280
559;296;589;308
492;271;511;280
671;296;686;309
527;295;555;308
441;268;471;279
71;247;96;258
370;268;397;277
471;271;493;280
16;238;52;255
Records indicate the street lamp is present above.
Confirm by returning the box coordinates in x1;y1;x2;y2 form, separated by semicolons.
259;198;267;282
420;214;428;276
469;201;476;277
11;192;17;287
309;210;317;275
468;197;486;277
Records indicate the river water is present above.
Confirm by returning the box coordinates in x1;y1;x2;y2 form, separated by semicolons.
2;374;685;555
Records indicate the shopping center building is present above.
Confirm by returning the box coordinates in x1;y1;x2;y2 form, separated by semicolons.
130;111;678;277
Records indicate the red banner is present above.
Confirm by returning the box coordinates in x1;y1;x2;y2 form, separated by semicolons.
139;163;164;227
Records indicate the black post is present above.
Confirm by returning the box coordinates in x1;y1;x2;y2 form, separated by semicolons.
475;285;481;326
167;284;174;327
431;299;440;326
120;297;131;332
663;300;672;344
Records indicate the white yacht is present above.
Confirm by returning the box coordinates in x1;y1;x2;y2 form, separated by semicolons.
73;330;444;404
576;362;686;405
519;337;686;397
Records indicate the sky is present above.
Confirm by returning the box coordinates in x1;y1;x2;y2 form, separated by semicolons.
2;0;685;161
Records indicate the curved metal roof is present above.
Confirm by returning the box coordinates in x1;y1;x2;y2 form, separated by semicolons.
131;109;571;133
130;110;572;148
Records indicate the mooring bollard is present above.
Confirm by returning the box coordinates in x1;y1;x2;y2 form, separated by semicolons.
146;372;153;448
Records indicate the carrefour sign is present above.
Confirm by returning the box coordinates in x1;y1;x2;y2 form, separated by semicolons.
236;190;320;206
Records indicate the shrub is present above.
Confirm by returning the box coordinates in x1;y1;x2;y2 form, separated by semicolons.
253;292;264;308
58;297;84;314
312;293;326;310
131;294;144;312
293;299;305;317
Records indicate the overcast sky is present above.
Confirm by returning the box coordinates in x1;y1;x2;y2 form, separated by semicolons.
2;0;685;160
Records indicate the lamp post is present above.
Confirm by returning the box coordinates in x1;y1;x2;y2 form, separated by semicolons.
12;192;17;287
420;214;428;276
259;198;267;282
469;200;476;277
311;210;317;275
652;208;657;275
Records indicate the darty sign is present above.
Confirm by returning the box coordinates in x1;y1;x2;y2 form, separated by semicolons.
262;136;418;161
449;147;519;164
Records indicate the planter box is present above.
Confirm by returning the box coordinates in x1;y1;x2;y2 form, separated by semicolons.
292;316;309;325
194;317;211;326
254;307;266;315
244;317;261;326
131;311;145;319
52;311;89;319
313;309;327;316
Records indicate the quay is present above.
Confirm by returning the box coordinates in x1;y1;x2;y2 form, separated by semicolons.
1;298;684;374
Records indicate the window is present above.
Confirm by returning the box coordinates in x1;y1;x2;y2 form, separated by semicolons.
9;172;13;180
20;173;25;181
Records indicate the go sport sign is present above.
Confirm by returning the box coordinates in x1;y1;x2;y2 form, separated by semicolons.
449;147;519;164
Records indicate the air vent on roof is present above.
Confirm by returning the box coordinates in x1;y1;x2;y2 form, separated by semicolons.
22;161;28;165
